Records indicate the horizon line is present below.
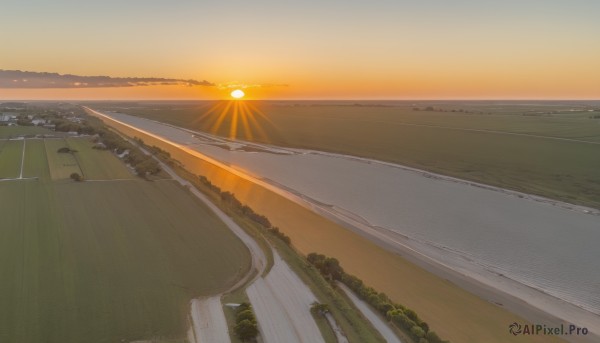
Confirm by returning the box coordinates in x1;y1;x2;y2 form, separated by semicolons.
2;98;600;102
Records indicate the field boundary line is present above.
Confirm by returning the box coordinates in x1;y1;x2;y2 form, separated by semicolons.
0;177;38;182
42;139;53;180
19;139;26;179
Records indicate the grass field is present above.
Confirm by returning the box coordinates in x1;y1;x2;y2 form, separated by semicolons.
65;138;134;180
96;115;562;343
0;130;252;343
94;101;600;208
22;139;51;180
44;138;83;180
0;125;52;138
0;139;24;179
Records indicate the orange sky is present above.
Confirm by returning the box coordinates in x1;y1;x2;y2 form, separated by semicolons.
2;1;600;100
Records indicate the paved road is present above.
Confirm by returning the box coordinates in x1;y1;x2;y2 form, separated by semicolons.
247;251;325;343
338;283;402;343
121;131;267;343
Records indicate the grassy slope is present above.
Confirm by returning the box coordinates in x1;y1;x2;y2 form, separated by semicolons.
0;139;23;179
0;136;251;343
113;103;600;208
97;116;562;343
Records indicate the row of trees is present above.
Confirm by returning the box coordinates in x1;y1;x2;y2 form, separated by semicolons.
413;106;483;114
307;253;449;343
55;116;160;178
198;175;292;245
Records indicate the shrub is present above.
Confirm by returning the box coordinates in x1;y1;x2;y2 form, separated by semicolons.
233;303;258;341
411;325;426;339
70;172;82;182
234;319;258;340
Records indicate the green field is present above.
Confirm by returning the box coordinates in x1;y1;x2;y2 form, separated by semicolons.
0;134;251;343
0;125;52;138
0;139;24;179
43;139;83;180
66;138;135;180
95;101;600;208
22;139;50;179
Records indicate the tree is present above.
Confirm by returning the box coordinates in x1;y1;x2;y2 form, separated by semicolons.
411;325;426;339
234;319;258;341
70;172;82;182
426;331;443;343
311;302;330;315
236;309;255;322
237;302;252;312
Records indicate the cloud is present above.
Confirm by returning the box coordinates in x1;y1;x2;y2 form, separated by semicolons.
0;70;214;88
217;81;289;90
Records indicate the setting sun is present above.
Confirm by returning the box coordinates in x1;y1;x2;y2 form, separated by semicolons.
231;89;245;99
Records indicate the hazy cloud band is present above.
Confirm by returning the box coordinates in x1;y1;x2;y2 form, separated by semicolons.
0;70;214;88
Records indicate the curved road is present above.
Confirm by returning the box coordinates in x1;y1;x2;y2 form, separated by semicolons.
132;138;267;343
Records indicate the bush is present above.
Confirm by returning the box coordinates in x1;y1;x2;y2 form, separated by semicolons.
234;319;258;340
269;226;292;245
411;325;426;339
236;309;255;322
233;303;258;341
426;331;443;343
311;302;330;315
70;172;82;182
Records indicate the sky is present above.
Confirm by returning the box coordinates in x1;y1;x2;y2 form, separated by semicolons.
1;0;599;100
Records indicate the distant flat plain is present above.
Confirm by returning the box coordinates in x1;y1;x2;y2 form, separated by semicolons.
0;135;250;343
90;100;600;209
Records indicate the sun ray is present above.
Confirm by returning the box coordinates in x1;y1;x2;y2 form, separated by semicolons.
192;101;225;127
241;102;270;142
238;102;254;140
229;101;240;138
209;101;234;134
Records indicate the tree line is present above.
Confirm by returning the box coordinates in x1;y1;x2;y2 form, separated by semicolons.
307;253;449;343
198;175;292;245
57;116;160;177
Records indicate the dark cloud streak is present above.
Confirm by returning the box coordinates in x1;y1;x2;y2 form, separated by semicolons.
0;70;214;88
